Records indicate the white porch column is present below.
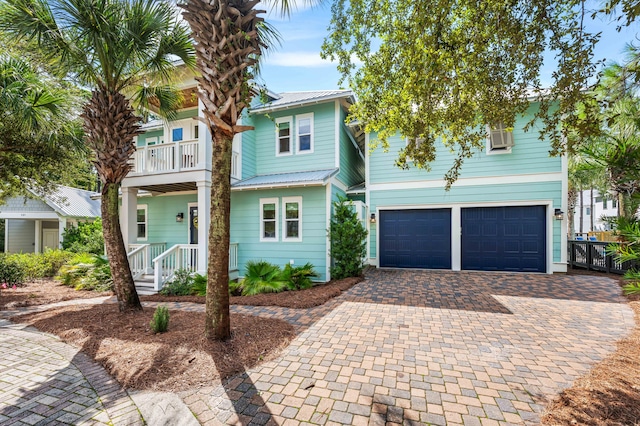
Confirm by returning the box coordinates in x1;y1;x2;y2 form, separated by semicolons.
58;218;67;250
34;220;42;253
197;180;211;274
120;187;138;247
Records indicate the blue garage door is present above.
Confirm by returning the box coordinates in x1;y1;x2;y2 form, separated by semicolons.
461;206;546;273
379;209;451;269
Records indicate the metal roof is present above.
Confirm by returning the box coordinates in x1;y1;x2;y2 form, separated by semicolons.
250;90;354;113
32;185;101;218
232;169;339;190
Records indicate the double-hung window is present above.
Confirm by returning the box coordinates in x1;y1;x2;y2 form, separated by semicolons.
136;205;148;241
260;198;278;241
282;197;302;242
297;113;314;153
275;117;293;156
486;122;514;154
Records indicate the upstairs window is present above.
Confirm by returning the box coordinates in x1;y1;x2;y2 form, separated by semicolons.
136;205;147;240
486;122;514;154
172;128;183;142
297;113;314;153
275;117;292;156
260;198;278;241
283;197;302;242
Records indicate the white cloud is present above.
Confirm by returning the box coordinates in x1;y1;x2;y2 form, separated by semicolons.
266;51;334;68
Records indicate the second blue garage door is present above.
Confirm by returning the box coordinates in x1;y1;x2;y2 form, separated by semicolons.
461;206;546;273
379;209;452;269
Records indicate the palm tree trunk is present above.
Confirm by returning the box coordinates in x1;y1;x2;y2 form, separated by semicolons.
205;131;232;340
102;182;142;312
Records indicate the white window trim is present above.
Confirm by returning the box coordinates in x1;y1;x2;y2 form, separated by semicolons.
485;123;514;155
136;204;148;241
282;196;303;242
296;113;314;154
260;198;279;242
275;116;293;157
191;122;199;140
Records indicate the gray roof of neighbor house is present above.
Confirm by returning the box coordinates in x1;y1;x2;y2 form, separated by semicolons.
33;186;101;218
232;169;339;190
250;90;354;113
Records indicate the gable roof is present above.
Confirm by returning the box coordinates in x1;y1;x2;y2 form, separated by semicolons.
250;90;354;114
31;185;101;218
232;169;339;191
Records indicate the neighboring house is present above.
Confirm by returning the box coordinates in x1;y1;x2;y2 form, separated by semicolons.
0;186;101;253
120;82;365;290
366;106;568;274
573;189;619;233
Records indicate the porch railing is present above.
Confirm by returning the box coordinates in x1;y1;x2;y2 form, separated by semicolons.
130;139;201;175
568;240;638;274
152;242;240;291
127;242;167;280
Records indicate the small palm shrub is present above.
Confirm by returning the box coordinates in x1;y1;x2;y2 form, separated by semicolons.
192;273;207;296
159;269;194;296
281;262;318;290
237;260;287;296
150;305;170;333
56;254;113;292
609;218;640;296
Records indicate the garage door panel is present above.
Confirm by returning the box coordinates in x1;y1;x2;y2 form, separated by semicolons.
462;206;546;273
380;209;452;269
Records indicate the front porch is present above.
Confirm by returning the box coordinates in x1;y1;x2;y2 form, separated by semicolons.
127;242;239;294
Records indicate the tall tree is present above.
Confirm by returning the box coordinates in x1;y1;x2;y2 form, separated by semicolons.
0;54;86;202
321;0;604;187
179;0;315;340
0;0;195;312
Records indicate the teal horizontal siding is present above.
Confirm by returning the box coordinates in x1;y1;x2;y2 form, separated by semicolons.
369;103;561;184
369;181;563;263
231;186;328;281
252;102;336;175
141;194;197;247
338;109;365;187
241;113;257;179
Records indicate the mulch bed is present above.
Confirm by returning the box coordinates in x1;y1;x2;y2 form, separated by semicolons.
0;278;112;310
541;300;640;425
142;276;364;309
12;304;295;392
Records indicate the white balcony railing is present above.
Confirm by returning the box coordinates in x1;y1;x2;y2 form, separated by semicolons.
130;140;201;175
127;242;167;279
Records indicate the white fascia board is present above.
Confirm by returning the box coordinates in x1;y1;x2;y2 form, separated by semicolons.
0;212;60;220
231;181;328;192
368;172;564;191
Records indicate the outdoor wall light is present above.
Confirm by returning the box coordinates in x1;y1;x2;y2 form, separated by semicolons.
554;209;564;221
176;212;184;222
370;213;376;223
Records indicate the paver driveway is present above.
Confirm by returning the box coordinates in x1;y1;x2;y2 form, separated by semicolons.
179;270;634;425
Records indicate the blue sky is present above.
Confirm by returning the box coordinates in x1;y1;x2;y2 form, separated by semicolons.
258;2;639;93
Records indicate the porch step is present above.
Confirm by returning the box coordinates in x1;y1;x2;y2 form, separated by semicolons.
135;281;158;295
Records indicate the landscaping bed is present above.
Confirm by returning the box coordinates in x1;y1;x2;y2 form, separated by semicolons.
0;278;112;310
12;304;295;392
542;268;640;425
142;276;364;309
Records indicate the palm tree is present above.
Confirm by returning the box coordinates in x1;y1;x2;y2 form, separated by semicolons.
179;0;319;339
0;0;195;311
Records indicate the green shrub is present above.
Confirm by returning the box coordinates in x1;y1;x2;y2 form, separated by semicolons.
159;269;194;296
192;273;207;296
7;250;73;280
237;260;286;296
56;254;113;292
0;253;25;285
281;262;318;290
329;196;368;280
150;305;170;333
40;250;74;276
62;219;104;255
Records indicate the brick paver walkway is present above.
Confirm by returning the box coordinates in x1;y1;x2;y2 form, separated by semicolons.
0;270;635;425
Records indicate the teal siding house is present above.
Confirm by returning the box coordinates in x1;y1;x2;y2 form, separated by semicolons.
366;104;568;274
121;73;566;292
120;83;365;291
